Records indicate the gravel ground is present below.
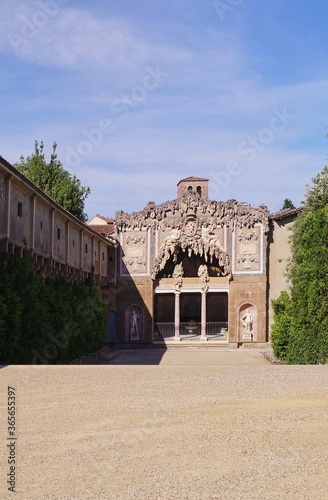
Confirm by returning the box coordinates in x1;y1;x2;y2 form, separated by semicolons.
1;350;328;500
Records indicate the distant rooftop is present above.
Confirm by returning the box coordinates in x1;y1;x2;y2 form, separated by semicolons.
177;176;209;185
270;207;302;220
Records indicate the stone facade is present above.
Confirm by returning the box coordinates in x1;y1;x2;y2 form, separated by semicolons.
0;156;113;282
0;154;299;347
267;208;302;335
114;177;275;346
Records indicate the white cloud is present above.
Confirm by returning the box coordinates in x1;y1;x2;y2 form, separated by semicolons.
1;1;190;70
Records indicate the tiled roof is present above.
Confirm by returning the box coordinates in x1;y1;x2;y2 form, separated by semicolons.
177;176;209;184
269;207;302;220
89;224;114;235
94;214;114;223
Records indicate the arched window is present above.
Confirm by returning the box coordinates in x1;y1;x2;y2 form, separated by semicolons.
188;186;193;193
197;186;202;197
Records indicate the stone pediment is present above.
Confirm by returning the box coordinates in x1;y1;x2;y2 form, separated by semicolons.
115;193;269;233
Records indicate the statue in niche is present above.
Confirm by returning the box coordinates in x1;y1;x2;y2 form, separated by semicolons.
241;310;253;334
130;310;139;335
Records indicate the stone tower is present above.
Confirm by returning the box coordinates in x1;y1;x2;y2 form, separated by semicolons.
177;176;209;199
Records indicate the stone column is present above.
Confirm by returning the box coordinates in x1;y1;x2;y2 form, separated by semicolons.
4;175;12;247
80;229;84;270
174;292;181;341
50;209;55;259
65;220;70;265
200;291;208;341
30;194;36;252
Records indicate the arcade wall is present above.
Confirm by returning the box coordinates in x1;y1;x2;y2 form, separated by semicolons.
0;156;112;282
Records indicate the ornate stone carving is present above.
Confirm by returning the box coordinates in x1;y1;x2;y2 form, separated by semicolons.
172;262;184;292
115;192;269;234
126;235;146;245
121;231;147;274
151;219;231;279
183;217;198;237
235;227;261;272
238;230;258;242
198;264;209;293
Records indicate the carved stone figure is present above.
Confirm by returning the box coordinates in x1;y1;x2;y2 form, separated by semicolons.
172;262;184;292
241;310;253;334
198;264;209;293
115;192;270;234
130;310;139;334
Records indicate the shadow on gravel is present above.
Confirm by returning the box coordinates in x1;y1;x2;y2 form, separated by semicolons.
109;349;167;365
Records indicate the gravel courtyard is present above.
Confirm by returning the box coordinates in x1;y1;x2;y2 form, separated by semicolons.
1;349;328;500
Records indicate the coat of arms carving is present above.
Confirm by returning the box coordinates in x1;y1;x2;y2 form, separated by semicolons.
183;217;198;237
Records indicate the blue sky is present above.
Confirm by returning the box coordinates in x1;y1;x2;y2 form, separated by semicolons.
1;0;328;219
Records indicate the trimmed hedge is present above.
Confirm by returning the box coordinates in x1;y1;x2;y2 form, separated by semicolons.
271;204;328;364
0;252;107;364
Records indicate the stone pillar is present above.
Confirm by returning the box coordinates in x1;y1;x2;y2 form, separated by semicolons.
91;236;95;271
50;209;55;259
4;175;12;246
200;291;208;341
30;194;36;252
80;230;84;270
174;292;181;341
65;220;70;265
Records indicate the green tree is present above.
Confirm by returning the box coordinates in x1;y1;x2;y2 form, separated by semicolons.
281;198;296;210
15;141;90;222
271;291;292;361
272;165;328;364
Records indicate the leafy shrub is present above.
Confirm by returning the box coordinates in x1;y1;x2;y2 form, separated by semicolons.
0;253;107;364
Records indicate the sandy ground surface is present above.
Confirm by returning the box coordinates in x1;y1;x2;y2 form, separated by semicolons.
1;349;328;500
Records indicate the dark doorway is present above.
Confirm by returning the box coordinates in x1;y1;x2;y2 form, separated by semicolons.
155;294;174;322
180;293;201;322
207;293;228;322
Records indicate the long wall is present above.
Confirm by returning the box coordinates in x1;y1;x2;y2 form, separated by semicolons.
267;209;302;335
0;156;112;282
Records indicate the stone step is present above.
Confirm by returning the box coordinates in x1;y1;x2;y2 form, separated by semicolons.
153;341;230;349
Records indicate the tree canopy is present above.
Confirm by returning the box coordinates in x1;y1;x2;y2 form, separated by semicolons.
271;165;328;364
15;141;90;222
281;198;296;210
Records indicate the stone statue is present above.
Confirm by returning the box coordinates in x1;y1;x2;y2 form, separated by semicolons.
172;262;184;292
197;264;209;280
165;228;180;241
115;195;270;234
241;310;253;333
130;310;139;334
198;264;209;293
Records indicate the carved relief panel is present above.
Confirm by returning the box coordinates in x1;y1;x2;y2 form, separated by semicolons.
120;230;148;276
157;224;226;255
233;224;263;274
